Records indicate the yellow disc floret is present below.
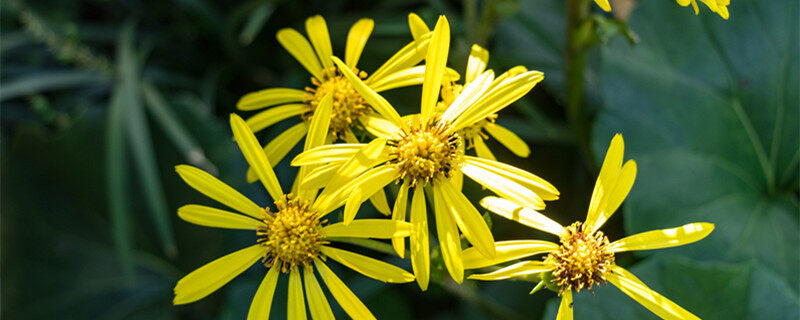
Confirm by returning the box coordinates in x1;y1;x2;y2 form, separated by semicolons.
389;121;463;187
257;195;326;273
306;66;370;137
548;222;614;294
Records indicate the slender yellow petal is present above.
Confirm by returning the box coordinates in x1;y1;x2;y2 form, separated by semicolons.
392;182;410;257
178;205;264;230
465;44;489;84
479;196;565;236
314;139;388;211
175;165;264;219
247;265;280;320
335;165;399;223
303;266;334;320
331;56;405;129
420;16;449;121
594;0;612;11
292;144;363;166
237;89;308;111
462;240;558;269
368;189;391;216
246;122;308;183
484;122;530;158
313;259;376;320
608;265;700;320
299;162;340;190
410;186;430;290
231;114;283;200
361;115;400;139
345;19;374;68
439;179;496;258
611;223;714;253
245;103;308;133
369;66;459;93
491;66;529;88
322;219;412;239
462;163;545;210
305;15;333;70
467;261;550;281
296;93;332;200
588;160;636;233
277;28;323;80
452;71;543;132
288;268;307;320
464;156;559;200
367;34;431;85
433;184;464;283
321;246;415;283
473;134;496;161
556;290;573;320
407;13;430;40
174;244;265;304
585;134;625;232
439;70;494;124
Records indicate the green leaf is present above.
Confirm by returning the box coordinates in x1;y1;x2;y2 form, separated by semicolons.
592;0;799;289
238;2;274;46
0;71;110;101
105;87;135;282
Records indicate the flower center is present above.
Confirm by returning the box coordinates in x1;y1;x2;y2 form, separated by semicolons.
548;222;614;293
257;195;325;273
305;67;370;137
389;121;463;187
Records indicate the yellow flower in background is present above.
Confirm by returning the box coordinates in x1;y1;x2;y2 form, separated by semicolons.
595;0;730;19
236;15;457;184
173;97;414;319
290;16;559;290
463;134;714;320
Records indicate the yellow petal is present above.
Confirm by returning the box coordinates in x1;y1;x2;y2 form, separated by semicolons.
314;139;388;212
178;205;264;230
433;184;464;283
462;240;558;269
305;15;333;70
410;186;430;290
439;179;496;258
345;19;374;68
451;71;543;132
464;156;559;201
369;66;460;93
331;56;405;129
292;144;363;166
245;103;308;133
237;88;308;111
439;70;494;125
331;165;399;223
231;114;283;200
611;223;714;253
277;28;323;80
472;134;496;161
175;165;263;219
465;44;489;84
299;162;341;191
420;16;450;121
247;265;280;320
246;122;308;183
322;219;412;239
585;134;625;232
491;66;529;87
313;259;376;320
467;261;550;281
288;268;307;320
479;196;565;236
608;265;700;320
368;189;391;216
321;246;415;283
587;160;636;233
594;0;612;11
361;115;400;139
556;290;573;320
296;93;333;200
392;182;410;257
367;34;431;85
462;163;546;211
303;266;334;320
174;244;265;304
484;122;530;158
407;13;430;40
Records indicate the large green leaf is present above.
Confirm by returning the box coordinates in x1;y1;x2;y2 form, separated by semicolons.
592;0;799;289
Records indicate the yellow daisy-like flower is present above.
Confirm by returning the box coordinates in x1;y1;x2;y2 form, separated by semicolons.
594;0;730;19
463;134;714;320
173;96;414;319
290;16;559;290
237;15;456;184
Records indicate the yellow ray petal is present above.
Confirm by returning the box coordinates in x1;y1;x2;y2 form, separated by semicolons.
556;290;573;320
491;66;528;88
174;244;265;304
367;34;431;85
237;88;308;112
299;162;341;191
322;219;412;239
587;159;636;233
321;246;415;283
305;15;333;70
246;122;308;183
313;259;376;320
296;93;333;200
410;186;430;290
369;65;459;93
247;265;280;320
277;28;323;80
462;163;545;211
345;18;374;68
433;184;464;283
610;223;714;253
288;268;307;320
467;261;550;281
231;114;283;200
420;16;450;121
368;189;391;216
336;165;399;223
178;205;264;230
464;156;559;200
245;103;308;134
594;0;612;11
484;122;530;158
303;266;334;320
175;165;263;218
292;144;363;166
392;182;410;257
314;139;388;212
472;134;496;161
439;70;494;125
462;240;558;269
585;134;625;229
479;196;565;236
407;13;430;40
439;179;496;258
331;56;405;129
451;71;543;132
361;115;400;139
465;44;489;84
608;265;700;320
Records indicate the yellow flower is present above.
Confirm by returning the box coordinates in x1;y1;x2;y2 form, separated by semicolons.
173;96;414;319
595;0;730;19
464;134;714;320
290;15;559;290
236;15;456;184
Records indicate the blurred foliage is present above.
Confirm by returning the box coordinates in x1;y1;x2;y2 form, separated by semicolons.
2;0;797;319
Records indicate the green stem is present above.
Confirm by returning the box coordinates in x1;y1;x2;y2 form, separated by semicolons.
565;0;595;169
